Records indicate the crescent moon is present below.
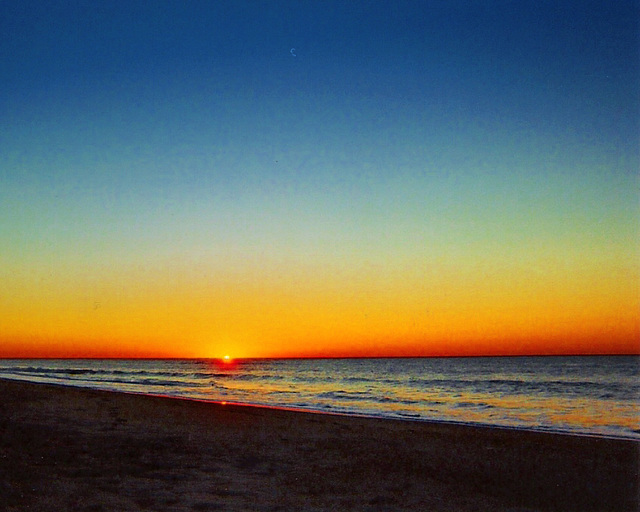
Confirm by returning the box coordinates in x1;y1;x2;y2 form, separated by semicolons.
290;48;296;57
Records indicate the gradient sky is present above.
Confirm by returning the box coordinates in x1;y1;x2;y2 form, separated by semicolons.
1;0;638;358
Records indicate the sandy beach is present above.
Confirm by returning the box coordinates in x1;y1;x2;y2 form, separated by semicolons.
0;379;637;511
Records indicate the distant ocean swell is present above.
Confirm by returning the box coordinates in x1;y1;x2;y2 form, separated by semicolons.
0;356;638;440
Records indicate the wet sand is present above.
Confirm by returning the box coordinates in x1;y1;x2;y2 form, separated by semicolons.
0;378;637;511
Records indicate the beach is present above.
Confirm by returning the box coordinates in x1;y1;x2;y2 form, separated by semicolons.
0;379;637;511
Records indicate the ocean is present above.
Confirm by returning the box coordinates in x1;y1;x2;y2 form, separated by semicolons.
1;356;638;440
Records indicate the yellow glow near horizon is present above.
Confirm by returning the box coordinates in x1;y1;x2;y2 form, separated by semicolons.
1;171;638;359
0;239;638;358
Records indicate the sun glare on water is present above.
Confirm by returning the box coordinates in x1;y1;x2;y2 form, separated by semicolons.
212;354;237;370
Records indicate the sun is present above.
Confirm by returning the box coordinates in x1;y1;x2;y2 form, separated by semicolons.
212;354;237;370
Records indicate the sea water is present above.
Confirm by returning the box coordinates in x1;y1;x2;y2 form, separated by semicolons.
0;356;638;440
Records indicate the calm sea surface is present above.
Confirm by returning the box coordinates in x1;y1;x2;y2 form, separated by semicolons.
1;356;638;440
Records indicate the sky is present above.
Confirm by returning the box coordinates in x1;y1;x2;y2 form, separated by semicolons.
1;0;638;359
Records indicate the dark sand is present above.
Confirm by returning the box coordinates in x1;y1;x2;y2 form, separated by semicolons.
0;379;637;511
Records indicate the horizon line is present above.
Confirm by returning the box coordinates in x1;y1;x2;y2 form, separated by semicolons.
1;353;639;361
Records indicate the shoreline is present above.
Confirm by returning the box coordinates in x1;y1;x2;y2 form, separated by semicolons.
3;375;638;442
1;378;638;511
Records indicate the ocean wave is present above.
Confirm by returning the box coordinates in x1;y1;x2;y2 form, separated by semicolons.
377;396;420;406
453;401;494;409
0;366;207;380
1;356;637;440
232;373;285;382
317;390;375;401
401;376;639;401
